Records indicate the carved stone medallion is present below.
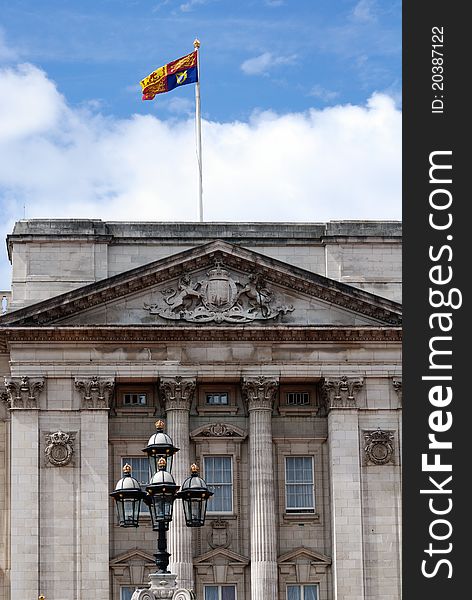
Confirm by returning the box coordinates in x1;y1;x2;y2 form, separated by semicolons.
207;518;231;549
45;430;75;467
144;262;294;324
363;429;395;465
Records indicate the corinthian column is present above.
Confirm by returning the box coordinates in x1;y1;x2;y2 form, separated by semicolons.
160;376;196;591
323;375;364;600
5;376;44;599
242;376;279;600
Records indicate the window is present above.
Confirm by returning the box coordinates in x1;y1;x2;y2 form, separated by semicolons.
121;457;150;514
204;456;233;513
286;391;310;406
206;392;229;405
285;457;314;513
123;392;147;406
287;584;319;600
204;585;236;600
120;587;135;600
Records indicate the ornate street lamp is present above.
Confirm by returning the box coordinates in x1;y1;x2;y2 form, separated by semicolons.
143;419;179;476
177;464;213;528
110;421;213;598
110;463;146;527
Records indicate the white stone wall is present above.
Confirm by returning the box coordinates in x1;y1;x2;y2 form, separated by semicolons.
6;221;402;308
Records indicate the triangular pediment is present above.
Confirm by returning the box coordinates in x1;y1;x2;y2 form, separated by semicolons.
0;240;401;328
278;547;331;565
194;547;249;566
110;548;155;566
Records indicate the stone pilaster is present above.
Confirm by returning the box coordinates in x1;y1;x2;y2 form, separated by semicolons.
76;376;114;599
323;376;365;600
160;376;196;591
5;376;44;598
242;376;279;600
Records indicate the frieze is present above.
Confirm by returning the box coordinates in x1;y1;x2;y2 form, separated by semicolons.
144;262;294;324
74;376;115;409
44;430;75;467
242;376;279;411
1;326;403;344
3;376;45;409
193;423;246;438
363;428;395;465
159;376;196;411
322;375;364;409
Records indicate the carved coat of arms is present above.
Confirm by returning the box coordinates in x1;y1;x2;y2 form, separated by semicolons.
144;262;293;324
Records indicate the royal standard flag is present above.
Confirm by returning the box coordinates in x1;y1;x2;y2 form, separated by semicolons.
140;50;198;100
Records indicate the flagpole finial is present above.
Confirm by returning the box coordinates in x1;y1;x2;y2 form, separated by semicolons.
193;38;201;49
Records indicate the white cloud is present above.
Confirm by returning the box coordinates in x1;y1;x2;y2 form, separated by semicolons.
309;85;340;103
0;63;401;289
180;0;209;12
241;52;296;75
352;0;377;23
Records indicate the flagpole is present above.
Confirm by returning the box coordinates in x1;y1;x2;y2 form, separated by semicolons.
194;38;203;222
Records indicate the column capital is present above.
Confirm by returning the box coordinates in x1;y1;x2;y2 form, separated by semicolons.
3;376;45;409
392;377;402;405
322;375;363;409
160;376;196;411
241;375;279;411
74;376;115;409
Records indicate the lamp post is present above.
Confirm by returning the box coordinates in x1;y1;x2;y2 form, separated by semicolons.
111;420;213;600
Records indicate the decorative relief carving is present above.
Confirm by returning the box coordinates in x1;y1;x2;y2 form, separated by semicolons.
144;262;294;324
207;518;232;549
363;428;395;465
241;376;279;411
45;430;75;466
159;376;196;411
173;590;196;600
200;423;243;437
322;375;364;409
131;590;154;600
74;376;115;409
392;377;402;405
3;376;45;409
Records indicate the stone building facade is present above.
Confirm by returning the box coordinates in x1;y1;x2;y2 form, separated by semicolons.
0;220;402;600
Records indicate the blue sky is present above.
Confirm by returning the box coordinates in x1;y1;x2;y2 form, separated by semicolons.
1;0;401;119
0;0;401;290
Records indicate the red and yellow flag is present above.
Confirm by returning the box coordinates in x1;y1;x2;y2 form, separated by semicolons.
140;50;198;100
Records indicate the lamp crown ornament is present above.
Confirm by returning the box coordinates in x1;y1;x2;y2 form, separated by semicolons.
123;463;132;474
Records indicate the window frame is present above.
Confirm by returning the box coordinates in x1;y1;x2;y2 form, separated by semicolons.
115;384;156;416
197;384;239;415
285;456;315;514
203;455;234;514
203;584;237;600
278;384;318;416
120;586;135;600
286;583;320;600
